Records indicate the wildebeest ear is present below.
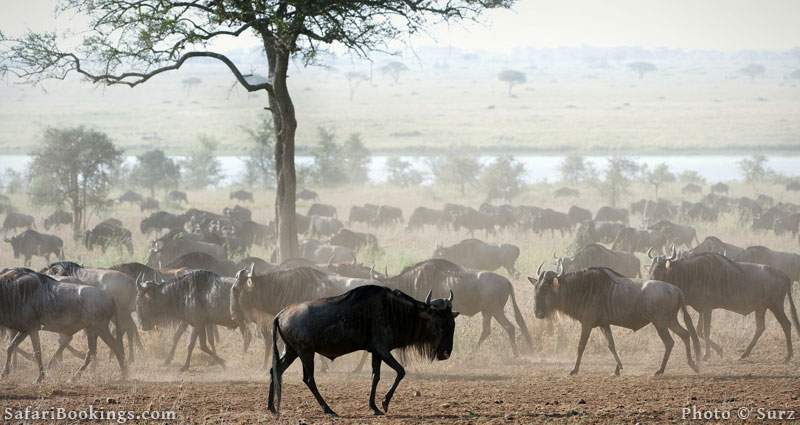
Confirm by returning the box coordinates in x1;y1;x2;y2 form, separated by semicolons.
527;276;537;285
665;260;672;269
552;277;560;290
246;276;255;289
451;311;460;318
418;310;432;320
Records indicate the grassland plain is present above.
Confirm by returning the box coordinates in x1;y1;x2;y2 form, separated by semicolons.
1;65;799;155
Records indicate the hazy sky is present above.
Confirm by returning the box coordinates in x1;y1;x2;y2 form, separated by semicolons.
2;0;799;52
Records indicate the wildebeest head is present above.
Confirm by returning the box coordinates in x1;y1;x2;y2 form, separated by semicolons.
3;236;19;258
417;289;459;361
229;266;252;322
647;245;677;281
135;273;166;331
527;262;563;319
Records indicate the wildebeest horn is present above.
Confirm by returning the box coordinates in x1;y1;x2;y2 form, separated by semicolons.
447;290;453;303
647;247;655;259
135;272;144;288
327;253;335;267
425;289;432;304
249;262;255;277
351;253;357;265
385;265;388;278
369;265;375;278
668;245;677;261
552;250;558;260
557;260;564;276
537;262;544;275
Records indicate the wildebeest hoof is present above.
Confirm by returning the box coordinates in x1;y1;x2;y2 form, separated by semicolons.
653;370;664;376
569;369;579;376
323;408;337;417
371;408;384;416
784;356;792;364
382;399;391;412
34;374;45;384
179;366;190;372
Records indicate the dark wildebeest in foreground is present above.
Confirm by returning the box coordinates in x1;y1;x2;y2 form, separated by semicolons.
381;259;532;356
43;210;73;230
0;268;127;383
528;265;700;376
649;249;800;361
735;245;800;283
433;239;520;278
558;243;641;278
84;221;134;255
267;285;458;416
297;189;319;201
3;212;35;233
230;190;254;202
135;270;250;370
167;190;188;204
4;229;63;267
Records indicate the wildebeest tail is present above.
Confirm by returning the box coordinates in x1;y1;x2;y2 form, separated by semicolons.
509;285;533;350
269;317;282;415
679;292;701;363
788;281;800;340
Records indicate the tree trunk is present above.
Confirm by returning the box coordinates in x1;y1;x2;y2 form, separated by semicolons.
267;47;299;261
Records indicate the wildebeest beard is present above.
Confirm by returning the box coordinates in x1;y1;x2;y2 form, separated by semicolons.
370;289;448;361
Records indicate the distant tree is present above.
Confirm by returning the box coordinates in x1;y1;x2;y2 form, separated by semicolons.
345;71;370;101
429;150;482;195
386;157;424;187
380;61;410;83
130;149;180;196
310;127;347;186
341;134;371;183
498;69;526;96
1;169;26;195
644;163;675;198
628;61;656;80
28;126;121;234
242;116;276;188
596;157;639;207
183;136;222;189
739;63;766;81
181;76;202;92
480;155;526;201
560;154;594;184
738;154;770;184
678;169;706;185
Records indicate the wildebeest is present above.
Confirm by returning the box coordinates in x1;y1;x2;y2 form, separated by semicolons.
297;189;319;201
84;221;134;255
348;205;378;226
595;206;629;224
451;208;496;236
118;190;143;205
554;187;580;198
374;205;404;226
167;190;188;204
4;229;63;266
574;220;625;246
3;211;35;233
146;238;226;268
266;285;458;416
433;239;520;278
140;197;160;212
230;190;254;202
308;203;337;218
530;209;573;236
682;183;703;195
710;182;729;194
306;215;344;238
558;243;641;278
611;227;666;254
407;207;449;231
381;259;532;356
329;228;379;251
648;220;698;249
300;239;355;264
234;257;276;275
135;271;250;370
567;206;592;225
223;205;252;222
649;250;800;361
140;211;187;234
43;262;143;362
0;268;127;382
682;201;718;222
735;246;800;282
43;210;73;230
163;252;238;277
690;236;743;258
528;265;700;376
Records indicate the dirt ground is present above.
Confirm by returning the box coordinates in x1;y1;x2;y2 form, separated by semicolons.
2;347;799;424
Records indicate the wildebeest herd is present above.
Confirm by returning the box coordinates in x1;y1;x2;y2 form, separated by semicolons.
1;186;799;417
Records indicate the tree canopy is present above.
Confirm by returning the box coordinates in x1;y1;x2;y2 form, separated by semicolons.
130;149;181;196
628;61;656;79
498;69;526;96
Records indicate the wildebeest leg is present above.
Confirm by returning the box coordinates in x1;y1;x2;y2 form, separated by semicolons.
165;322;189;365
261;324;272;369
97;324;127;379
600;325;623;375
696;310;723;359
377;350;406;413
28;331;45;384
206;325;217;354
267;346;298;415
64;343;85;360
2;331;28;379
300;353;336;416
352;351;368;373
197;327;226;368
179;327;199;372
493;311;519;357
767;306;793;362
570;324;592;376
47;334;73;369
668;319;699;373
474;312;493;351
654;325;675;376
240;324;252;353
73;331;97;380
741;309;766;360
368;353;383;415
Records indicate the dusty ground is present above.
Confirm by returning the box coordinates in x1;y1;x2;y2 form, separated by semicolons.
2;343;799;424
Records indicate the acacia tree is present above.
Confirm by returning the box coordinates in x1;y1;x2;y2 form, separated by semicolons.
498;69;526;96
0;0;512;260
380;61;409;83
130;149;181;196
628;61;656;80
644;162;675;198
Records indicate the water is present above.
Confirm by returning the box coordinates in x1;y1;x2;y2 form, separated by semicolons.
1;154;797;185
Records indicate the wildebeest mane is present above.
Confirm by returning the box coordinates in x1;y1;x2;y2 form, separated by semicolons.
110;262;161;280
388;259;463;298
552;269;616;321
0;269;56;326
42;261;84;276
250;267;331;309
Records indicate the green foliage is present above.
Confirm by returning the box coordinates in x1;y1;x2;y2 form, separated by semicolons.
428;149;482;195
183;135;222;189
386;157;424;187
342;134;371;183
559;154;596;184
28;126;122;233
738;154;770;183
480;155;526;201
644;163;675;197
628;61;657;79
498;69;526;96
380;61;409;83
241;115;276;188
678;169;706;185
309;127;371;187
1;169;26;195
130;148;180;196
596;157;640;207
